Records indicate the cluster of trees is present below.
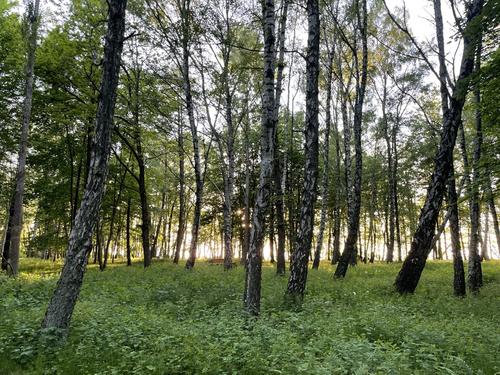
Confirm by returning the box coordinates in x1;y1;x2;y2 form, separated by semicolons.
0;0;498;330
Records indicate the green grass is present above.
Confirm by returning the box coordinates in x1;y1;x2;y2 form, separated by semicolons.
0;258;499;374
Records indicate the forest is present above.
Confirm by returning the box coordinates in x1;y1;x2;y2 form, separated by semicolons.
0;0;499;373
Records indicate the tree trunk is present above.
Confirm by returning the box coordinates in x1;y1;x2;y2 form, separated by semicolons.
126;196;132;266
103;166;127;270
242;104;251;266
447;165;466;296
286;0;320;300
381;75;395;263
41;0;127;331
334;0;368;278
394;0;483;293
173;118;185;264
273;0;290;276
244;0;276;316
1;191;15;272
221;8;235;270
481;208;489;261
313;50;334;270
152;191;166;259
269;204;275;263
331;96;342;265
467;38;483;292
8;0;40;276
485;174;500;254
183;0;204;270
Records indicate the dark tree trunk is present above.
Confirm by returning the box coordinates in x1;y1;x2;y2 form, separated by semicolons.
173;119;185;264
481;209;489;261
334;0;368;278
126;196;132;266
394;0;483;293
8;0;40;276
447;165;466;296
165;198;176;257
269;204;275;263
103;166;127;270
244;0;276;316
485;175;500;254
286;0;320;300
381;75;395;263
242;106;251;266
1;191;15;271
467;38;483;292
152;191;166;259
41;0;127;331
220;8;235;271
273;0;290;276
313;50;334;270
183;0;204;270
331;95;342;265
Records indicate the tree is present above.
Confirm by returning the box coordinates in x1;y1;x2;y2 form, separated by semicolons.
334;0;368;278
42;0;127;331
286;0;320;300
244;0;276;316
312;35;334;270
393;0;484;294
6;0;40;276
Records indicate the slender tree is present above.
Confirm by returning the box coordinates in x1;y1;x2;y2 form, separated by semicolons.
286;0;320;299
467;36;484;292
244;0;276;316
42;0;127;330
313;45;334;270
334;0;368;278
7;0;40;276
393;0;484;293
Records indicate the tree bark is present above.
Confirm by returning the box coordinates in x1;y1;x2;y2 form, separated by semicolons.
273;0;290;276
334;0;368;278
381;75;395;263
394;0;484;293
1;190;15;272
446;165;466;296
244;0;276;316
313;50;334;270
286;0;320;300
152;191;166;259
8;0;40;276
126;196;132;266
331;95;342;265
467;37;483;292
183;1;203;270
42;0;127;331
220;2;235;270
485;176;500;255
173;118;185;264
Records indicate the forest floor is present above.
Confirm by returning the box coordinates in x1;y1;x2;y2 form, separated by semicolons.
0;258;499;374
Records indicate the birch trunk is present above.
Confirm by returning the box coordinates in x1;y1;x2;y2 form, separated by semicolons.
313;50;334;270
467;37;483;292
395;0;484;293
286;0;320;299
447;164;466;296
173;119;185;264
244;0;276;316
273;0;290;276
183;0;203;270
8;0;40;276
334;0;368;278
42;0;127;330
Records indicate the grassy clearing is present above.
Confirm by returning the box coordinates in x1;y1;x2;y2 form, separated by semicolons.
0;258;499;374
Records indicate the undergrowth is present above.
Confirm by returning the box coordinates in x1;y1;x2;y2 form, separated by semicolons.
0;258;499;374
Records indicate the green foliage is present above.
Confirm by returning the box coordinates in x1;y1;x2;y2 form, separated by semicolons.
0;259;499;374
